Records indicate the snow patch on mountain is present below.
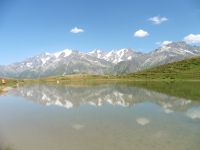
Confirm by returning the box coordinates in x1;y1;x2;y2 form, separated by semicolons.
88;48;140;64
41;57;51;65
53;49;72;58
88;49;106;59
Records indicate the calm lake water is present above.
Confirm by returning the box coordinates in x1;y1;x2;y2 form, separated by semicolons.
0;83;200;150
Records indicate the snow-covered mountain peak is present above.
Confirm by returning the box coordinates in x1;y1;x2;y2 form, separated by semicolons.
116;48;136;57
166;41;188;48
53;49;73;58
88;49;106;59
159;41;190;50
89;49;103;54
141;41;200;68
88;48;140;64
117;48;134;53
44;52;51;55
103;48;140;64
154;41;200;56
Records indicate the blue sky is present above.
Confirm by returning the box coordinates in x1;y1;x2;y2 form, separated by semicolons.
0;0;200;64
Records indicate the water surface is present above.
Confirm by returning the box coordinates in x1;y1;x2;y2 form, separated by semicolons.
0;83;200;150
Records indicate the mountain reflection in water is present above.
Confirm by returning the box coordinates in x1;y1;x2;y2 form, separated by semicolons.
11;84;198;114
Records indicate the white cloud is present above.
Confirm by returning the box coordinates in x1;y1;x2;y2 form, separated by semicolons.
186;107;200;119
164;108;173;114
156;40;172;46
183;34;200;44
136;117;150;126
134;29;149;38
70;27;84;33
72;124;85;130
148;16;168;24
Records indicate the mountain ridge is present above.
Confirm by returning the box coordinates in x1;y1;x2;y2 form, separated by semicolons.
0;41;200;78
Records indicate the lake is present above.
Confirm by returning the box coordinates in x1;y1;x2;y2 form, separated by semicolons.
0;82;200;150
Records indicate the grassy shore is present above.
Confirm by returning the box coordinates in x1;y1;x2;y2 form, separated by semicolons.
0;78;19;94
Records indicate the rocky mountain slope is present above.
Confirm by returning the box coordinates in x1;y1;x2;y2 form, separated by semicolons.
113;42;200;74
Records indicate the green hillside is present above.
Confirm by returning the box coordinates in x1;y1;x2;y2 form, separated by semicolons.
0;77;18;93
126;56;200;80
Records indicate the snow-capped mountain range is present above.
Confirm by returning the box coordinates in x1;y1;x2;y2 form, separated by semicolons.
0;41;200;78
88;48;142;64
